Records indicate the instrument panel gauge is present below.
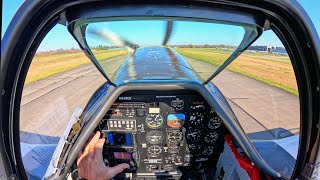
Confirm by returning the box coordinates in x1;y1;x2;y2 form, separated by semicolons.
148;145;162;157
167;131;183;143
163;164;174;171
204;132;219;143
187;144;197;152
171;98;184;110
189;112;204;126
146;114;164;129
146;130;163;144
186;128;202;142
203;146;215;156
169;154;182;164
208;116;222;129
168;144;180;154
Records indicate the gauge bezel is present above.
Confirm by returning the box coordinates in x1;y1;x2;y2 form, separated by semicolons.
204;132;219;143
146;130;164;144
145;113;164;129
167;131;183;143
147;145;162;157
208;116;222;130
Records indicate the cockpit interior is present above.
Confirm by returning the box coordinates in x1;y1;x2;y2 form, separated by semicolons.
2;1;319;180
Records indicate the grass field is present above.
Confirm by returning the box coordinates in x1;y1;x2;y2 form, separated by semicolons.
25;49;127;85
175;48;298;95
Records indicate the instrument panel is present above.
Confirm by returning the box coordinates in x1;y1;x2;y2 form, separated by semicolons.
99;90;226;177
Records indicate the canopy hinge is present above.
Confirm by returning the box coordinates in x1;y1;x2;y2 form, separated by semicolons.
70;120;81;137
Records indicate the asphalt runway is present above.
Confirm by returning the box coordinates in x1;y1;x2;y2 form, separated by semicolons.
20;55;300;142
185;56;300;140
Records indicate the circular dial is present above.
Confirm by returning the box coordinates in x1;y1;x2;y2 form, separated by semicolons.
189;112;204;126
203;146;215;156
204;132;219;143
208;116;222;129
187;144;197;152
167;131;183;143
146;130;163;144
163;164;173;171
168;144;180;153
146;114;164;129
148;145;162;157
186;128;202;142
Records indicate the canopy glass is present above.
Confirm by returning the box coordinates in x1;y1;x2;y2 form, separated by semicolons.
84;20;248;83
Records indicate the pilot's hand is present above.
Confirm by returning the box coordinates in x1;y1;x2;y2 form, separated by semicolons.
77;131;129;180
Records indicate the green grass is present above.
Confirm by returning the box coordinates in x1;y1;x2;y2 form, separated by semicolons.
176;48;298;96
227;66;298;95
25;49;127;85
26;47;298;96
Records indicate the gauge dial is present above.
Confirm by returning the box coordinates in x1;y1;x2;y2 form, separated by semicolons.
204;132;219;143
208;116;222;129
148;145;162;157
203;146;215;156
146;130;163;144
163;164;173;171
167;131;183;143
146;114;164;129
187;144;197;152
168;144;180;154
186;128;202;142
186;131;201;142
189;112;204;126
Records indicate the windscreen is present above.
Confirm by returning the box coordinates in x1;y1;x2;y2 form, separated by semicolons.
85;20;245;82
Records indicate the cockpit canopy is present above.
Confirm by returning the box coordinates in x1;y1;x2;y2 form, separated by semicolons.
67;4;264;85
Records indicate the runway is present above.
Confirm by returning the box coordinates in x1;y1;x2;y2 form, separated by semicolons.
20;55;300;141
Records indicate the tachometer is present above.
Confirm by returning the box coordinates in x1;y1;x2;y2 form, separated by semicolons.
146;114;164;129
146;130;163;144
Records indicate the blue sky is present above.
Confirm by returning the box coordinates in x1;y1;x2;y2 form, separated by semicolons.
2;0;319;52
86;21;245;48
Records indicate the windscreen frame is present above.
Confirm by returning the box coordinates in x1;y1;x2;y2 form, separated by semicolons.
66;3;265;85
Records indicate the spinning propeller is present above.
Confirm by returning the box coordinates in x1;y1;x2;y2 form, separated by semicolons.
88;20;175;51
